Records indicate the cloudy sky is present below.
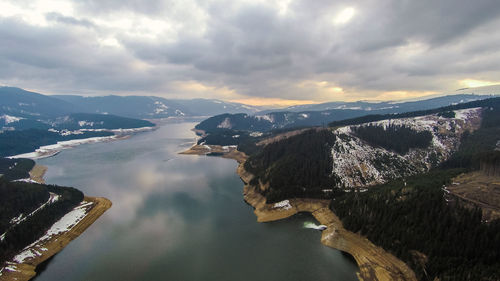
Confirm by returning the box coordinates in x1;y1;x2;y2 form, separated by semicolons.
1;0;500;106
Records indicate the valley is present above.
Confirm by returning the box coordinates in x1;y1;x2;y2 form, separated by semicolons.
189;97;500;280
1;90;499;281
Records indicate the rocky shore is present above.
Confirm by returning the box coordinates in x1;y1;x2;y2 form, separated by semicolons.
181;144;417;281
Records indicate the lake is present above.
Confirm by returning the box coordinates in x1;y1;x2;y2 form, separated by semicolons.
35;121;358;281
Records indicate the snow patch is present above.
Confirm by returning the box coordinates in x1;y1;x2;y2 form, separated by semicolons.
331;108;482;188
273;200;292;210
217;118;232;129
1;115;24;124
12;201;94;263
8;136;119;159
78;120;95;127
454;107;481;120
255;115;274;123
250;132;263;137
154;101;169;114
1;193;60;242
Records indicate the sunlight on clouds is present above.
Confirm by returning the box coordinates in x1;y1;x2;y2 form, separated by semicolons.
94;15;175;40
334;7;356;25
229;97;317;107
172;81;239;99
460;79;500;88
395;41;428;58
276;0;293;16
129;60;153;72
372;90;438;101
295;80;345;101
97;37;122;48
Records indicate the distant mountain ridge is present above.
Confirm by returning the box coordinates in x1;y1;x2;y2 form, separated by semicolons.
259;84;500;114
0;87;157;157
257;94;496;114
196;94;498;133
53;95;262;118
0;87;262;120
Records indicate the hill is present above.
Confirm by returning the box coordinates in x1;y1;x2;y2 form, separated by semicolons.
226;97;500;280
195;94;498;134
0;177;84;265
0;87;79;119
1;87;261;121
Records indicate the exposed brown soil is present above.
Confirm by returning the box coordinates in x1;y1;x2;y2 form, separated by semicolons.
239;164;417;281
29;165;47;184
0;197;111;281
448;171;500;221
180;144;417;281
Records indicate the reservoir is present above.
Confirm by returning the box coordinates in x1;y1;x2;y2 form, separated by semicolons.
35;121;358;281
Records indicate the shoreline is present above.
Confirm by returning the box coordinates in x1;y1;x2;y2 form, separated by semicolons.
8;126;155;160
29;164;48;184
0;166;112;281
181;144;417;281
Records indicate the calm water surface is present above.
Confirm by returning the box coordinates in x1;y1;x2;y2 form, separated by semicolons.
35;121;358;281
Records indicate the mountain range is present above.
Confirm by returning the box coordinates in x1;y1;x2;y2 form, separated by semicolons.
196;93;499;133
0;87;261;120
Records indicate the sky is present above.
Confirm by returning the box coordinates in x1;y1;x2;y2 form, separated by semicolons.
0;0;500;106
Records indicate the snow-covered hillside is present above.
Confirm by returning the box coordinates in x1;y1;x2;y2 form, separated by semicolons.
331;108;482;188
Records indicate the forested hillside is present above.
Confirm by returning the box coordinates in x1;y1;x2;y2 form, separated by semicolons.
241;105;483;202
0;158;35;181
244;129;339;202
195;95;498;134
352;124;433;154
330;104;500;279
0;129;113;157
331;169;500;280
236;97;500;280
0;178;84;264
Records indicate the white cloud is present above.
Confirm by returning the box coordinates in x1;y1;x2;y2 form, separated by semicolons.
333;7;355;25
0;0;499;103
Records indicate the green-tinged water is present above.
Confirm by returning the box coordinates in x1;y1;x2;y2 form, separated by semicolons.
35;121;358;281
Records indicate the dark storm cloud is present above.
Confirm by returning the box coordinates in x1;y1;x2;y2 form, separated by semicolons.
1;0;500;100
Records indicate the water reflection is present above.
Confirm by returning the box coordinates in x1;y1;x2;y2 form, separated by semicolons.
36;121;359;281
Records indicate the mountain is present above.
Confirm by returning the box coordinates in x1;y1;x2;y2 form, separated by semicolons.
0;87;80;118
0;87;157;157
196;94;498;133
198;97;500;199
173;99;261;116
53;96;261;118
258;85;500;114
52;95;190;119
232;97;500;280
260;94;492;114
0;87;262;120
51;113;154;130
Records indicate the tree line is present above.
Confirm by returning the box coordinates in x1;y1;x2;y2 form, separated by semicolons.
0;178;84;264
351;124;432;154
244;129;341;203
